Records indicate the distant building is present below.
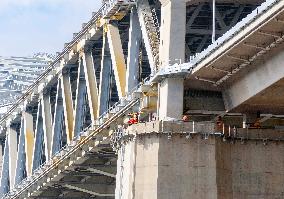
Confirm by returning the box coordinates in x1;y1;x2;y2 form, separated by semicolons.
0;53;53;117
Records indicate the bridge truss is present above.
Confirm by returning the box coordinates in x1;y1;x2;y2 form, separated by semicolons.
1;0;284;198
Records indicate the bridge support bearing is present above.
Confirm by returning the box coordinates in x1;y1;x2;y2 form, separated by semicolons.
115;121;284;199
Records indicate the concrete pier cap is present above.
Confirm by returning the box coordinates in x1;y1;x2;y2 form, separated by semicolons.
115;121;284;199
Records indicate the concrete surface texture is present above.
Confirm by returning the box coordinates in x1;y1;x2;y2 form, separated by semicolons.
116;128;284;199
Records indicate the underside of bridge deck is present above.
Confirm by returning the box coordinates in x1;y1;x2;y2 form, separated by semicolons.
185;1;284;117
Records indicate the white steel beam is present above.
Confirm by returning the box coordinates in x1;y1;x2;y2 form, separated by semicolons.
61;70;74;143
209;2;227;30
7;124;17;189
259;114;273;123
107;24;127;99
82;48;99;123
23;111;34;176
42;92;53;161
126;8;142;93
64;184;115;197
87;168;116;178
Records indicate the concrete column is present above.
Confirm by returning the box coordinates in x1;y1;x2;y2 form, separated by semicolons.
116;133;218;199
117;122;284;199
159;0;186;67
159;78;184;120
115;141;138;199
158;0;186;120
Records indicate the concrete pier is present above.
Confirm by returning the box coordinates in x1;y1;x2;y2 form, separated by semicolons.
115;121;284;199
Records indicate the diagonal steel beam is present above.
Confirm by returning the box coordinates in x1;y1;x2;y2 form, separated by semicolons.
87;168;116;178
61;69;74;144
126;7;142;94
7;123;17;189
82;48;99;123
0;136;9;196
98;33;112;116
32;101;44;172
64;184;115;197
107;24;127;99
14;118;26;186
51;79;64;156
42;92;53;161
23;111;34;176
186;3;204;33
73;59;87;137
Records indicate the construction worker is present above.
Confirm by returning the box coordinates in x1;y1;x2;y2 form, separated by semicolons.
128;113;139;125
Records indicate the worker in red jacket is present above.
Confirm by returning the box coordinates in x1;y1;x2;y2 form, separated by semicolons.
128;113;138;125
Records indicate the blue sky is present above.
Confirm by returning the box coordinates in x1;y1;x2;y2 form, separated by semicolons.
0;0;101;56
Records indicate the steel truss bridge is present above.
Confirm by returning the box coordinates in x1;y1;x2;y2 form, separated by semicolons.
1;0;284;198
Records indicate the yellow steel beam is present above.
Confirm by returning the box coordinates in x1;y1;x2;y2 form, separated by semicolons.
23;112;34;176
81;48;99;123
107;24;127;98
61;73;74;143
